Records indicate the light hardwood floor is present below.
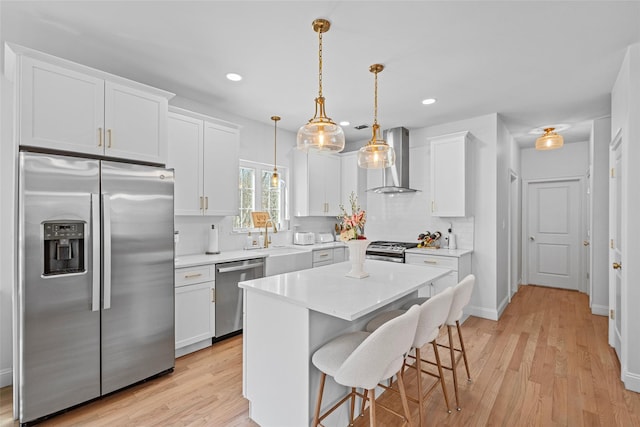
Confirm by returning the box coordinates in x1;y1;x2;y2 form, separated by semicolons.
2;285;640;426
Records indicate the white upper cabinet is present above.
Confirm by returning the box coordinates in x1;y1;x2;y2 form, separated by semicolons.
8;44;172;164
430;131;471;217
103;81;168;164
202;121;239;216
293;150;341;217
167;108;240;216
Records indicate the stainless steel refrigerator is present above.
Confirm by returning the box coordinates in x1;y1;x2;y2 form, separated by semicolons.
17;152;175;425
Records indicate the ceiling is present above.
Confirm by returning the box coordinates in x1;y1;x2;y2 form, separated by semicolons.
2;1;639;148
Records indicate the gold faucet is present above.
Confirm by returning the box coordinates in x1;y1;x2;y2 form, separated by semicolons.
263;220;278;248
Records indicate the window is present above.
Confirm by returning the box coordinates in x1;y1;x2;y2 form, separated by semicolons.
233;160;288;231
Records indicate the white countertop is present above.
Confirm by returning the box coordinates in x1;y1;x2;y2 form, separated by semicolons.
175;242;346;268
238;260;451;321
405;247;473;257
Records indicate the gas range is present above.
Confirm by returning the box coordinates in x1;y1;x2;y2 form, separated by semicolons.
365;241;419;263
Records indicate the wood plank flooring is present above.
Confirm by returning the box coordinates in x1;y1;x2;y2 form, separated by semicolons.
2;285;640;426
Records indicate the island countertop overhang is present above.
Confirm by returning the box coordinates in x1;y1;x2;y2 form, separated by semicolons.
239;260;451;321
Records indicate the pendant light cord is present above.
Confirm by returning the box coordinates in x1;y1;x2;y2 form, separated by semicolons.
373;69;378;126
273;119;278;170
318;30;323;98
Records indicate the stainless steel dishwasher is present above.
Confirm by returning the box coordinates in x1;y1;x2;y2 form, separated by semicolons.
215;258;264;340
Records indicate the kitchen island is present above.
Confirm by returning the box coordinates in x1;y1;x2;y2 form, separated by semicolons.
240;260;451;427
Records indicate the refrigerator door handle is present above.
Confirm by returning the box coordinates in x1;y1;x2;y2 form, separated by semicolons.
103;194;112;310
91;193;100;311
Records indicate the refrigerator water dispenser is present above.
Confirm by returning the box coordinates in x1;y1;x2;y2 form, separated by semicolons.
43;221;85;275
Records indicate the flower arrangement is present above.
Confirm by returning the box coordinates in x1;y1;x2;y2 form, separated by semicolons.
337;191;366;242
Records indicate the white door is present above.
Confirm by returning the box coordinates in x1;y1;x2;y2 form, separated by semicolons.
610;135;622;359
527;179;581;290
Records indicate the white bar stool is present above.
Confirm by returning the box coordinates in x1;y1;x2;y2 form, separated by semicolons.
437;274;475;410
312;305;421;427
365;287;455;426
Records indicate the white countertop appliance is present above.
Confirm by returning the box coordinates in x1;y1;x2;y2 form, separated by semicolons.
294;232;315;245
317;232;334;243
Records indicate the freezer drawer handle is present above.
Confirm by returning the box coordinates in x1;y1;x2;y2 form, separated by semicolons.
91;193;100;311
217;262;264;274
103;194;112;310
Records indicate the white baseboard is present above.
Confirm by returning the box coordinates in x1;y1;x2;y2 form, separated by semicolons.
466;304;499;321
591;304;609;317
497;295;510;319
624;370;640;393
0;367;12;388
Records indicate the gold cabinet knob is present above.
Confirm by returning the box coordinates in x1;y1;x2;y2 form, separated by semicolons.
613;262;622;270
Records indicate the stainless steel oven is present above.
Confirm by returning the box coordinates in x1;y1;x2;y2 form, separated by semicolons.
365;241;418;263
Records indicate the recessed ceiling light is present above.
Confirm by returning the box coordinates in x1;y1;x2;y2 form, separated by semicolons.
339;121;350;126
422;98;437;105
226;73;242;82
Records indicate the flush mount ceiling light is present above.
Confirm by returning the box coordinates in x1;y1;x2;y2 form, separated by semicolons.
357;64;396;169
535;127;564;150
226;73;242;82
270;116;280;188
296;18;345;154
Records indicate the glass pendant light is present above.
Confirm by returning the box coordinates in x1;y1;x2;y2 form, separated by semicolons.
296;18;345;153
535;127;564;150
270;116;280;188
357;64;395;169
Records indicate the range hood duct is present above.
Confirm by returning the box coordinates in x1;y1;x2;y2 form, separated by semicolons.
367;127;419;194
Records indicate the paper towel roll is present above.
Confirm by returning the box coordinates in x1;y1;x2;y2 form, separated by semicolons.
206;225;220;254
448;233;457;250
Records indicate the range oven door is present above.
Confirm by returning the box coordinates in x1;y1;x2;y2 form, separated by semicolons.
365;253;405;263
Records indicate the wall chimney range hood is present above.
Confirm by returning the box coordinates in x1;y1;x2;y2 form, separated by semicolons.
367;127;419;194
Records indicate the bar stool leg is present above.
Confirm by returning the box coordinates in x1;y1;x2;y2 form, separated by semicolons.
397;369;414;427
414;347;425;426
368;389;376;425
349;387;356;426
313;372;326;426
457;320;471;382
447;325;461;411
432;341;452;413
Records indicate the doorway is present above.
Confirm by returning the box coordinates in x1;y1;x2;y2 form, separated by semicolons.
609;132;622;359
524;178;583;290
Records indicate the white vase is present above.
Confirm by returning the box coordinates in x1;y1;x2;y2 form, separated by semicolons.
345;238;370;279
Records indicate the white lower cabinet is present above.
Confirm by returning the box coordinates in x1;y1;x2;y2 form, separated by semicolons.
174;265;215;357
312;247;346;267
405;251;472;298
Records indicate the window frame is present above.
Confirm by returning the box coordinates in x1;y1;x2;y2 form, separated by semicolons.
233;159;289;232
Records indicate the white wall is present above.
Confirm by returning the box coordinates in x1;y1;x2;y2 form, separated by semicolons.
0;73;16;388
590;117;611;316
611;43;640;392
520;141;589;180
362;114;500;320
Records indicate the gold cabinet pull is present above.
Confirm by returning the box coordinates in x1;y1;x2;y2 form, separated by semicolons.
98;128;103;147
205;197;209;210
184;273;203;279
612;262;622;270
423;260;438;264
107;129;112;148
200;197;204;210
211;289;216;303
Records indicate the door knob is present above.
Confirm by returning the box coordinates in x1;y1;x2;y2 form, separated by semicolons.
529;236;535;241
583;240;590;246
612;262;622;270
